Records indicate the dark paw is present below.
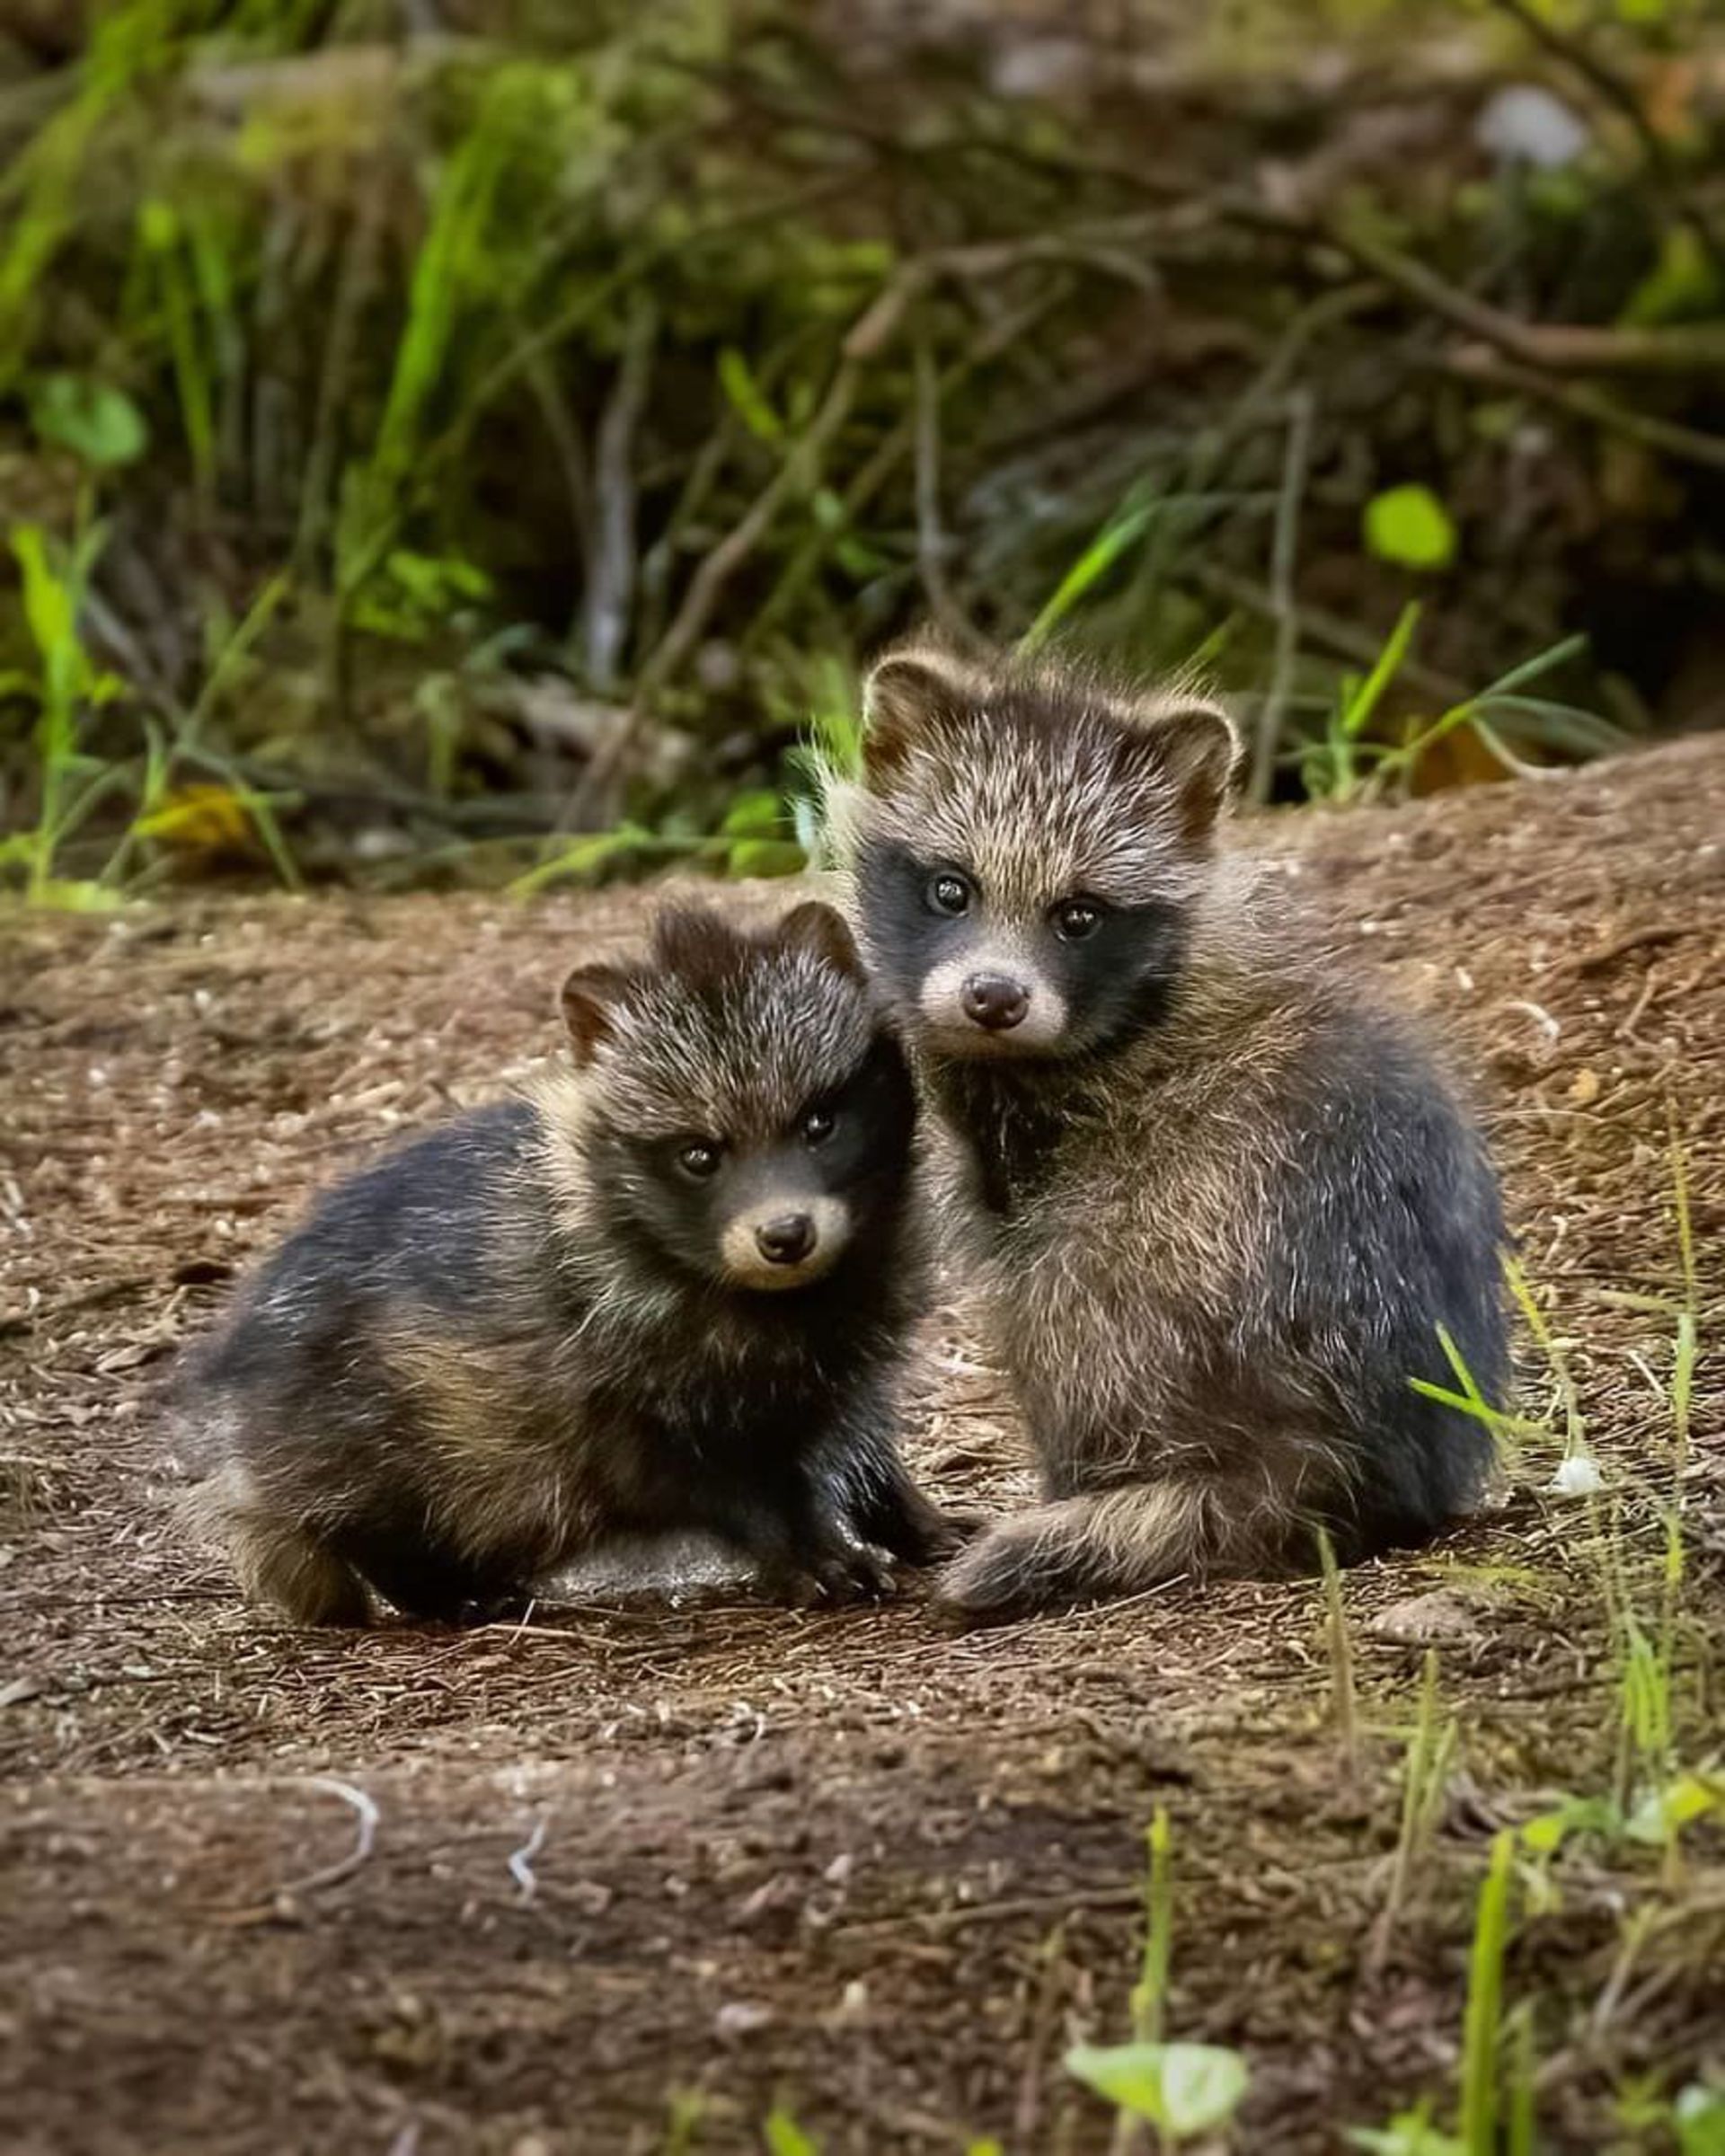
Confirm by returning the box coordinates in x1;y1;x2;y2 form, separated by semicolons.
759;1545;897;1607
461;1586;537;1626
861;1499;991;1569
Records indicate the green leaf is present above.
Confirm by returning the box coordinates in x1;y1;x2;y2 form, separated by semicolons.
1364;485;1456;572
11;525;70;656
20;877;127;913
830;239;894;278
1624;1773;1723;1848
1676;2084;1725;2156
1519;1796;1613;1855
833;535;889;579
1620;227;1719;329
726;839;806;879
385;549;492;608
132;782;253;850
1347;2108;1465;2156
9;522;94;720
718;348;782;441
1146;2044;1251;2136
138;195;180;252
718;790;784;837
762;2107;819;2156
353;550;494;639
27;374;148;467
507;828;644;897
1066;2041;1249;2134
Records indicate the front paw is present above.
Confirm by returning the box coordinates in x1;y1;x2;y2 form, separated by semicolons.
758;1544;896;1607
857;1493;991;1568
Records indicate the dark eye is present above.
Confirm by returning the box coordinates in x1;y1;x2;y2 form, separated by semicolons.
676;1140;723;1180
1052;898;1104;941
926;870;973;917
801;1105;837;1148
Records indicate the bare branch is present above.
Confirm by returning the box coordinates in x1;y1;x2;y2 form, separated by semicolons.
581;297;659;693
1333;223;1725;377
1248;388;1315;808
913;335;969;643
1439;349;1725;476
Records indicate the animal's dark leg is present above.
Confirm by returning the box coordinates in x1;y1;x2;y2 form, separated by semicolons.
700;1475;893;1605
841;1455;980;1567
341;1532;518;1624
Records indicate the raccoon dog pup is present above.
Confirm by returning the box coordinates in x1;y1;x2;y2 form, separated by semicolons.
170;901;957;1624
832;643;1508;1622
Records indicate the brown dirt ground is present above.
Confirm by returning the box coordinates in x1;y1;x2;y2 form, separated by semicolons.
2;739;1722;2156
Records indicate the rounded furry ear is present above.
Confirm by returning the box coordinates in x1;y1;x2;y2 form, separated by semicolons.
1139;702;1241;848
860;645;975;786
559;962;637;1064
775;899;862;979
650;905;746;979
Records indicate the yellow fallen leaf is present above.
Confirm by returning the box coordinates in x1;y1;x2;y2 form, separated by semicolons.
133;783;254;853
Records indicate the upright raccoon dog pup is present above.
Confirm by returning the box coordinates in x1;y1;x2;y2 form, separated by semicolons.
832;642;1508;1622
170;902;957;1624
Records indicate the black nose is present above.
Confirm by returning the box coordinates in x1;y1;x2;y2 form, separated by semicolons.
755;1213;816;1265
962;973;1029;1031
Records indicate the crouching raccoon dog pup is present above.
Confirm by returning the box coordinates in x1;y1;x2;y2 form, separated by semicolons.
831;643;1508;1623
170;901;960;1624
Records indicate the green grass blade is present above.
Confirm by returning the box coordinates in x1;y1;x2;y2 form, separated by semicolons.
1340;600;1420;738
1469;633;1589;704
1672;1312;1696;1463
1668;1109;1696;1311
1021;501;1155;652
1460;1831;1515;2155
1504;2002;1536;2156
1406;1379;1546;1441
1130;1806;1172;2044
1317;1526;1358;1777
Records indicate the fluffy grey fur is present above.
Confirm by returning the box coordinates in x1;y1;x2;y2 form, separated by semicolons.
830;642;1508;1622
168;902;957;1624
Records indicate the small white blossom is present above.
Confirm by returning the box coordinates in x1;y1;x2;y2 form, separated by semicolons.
1478;85;1588;170
1548;1453;1605;1498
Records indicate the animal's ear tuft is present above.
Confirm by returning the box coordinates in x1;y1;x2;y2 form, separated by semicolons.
650;905;748;982
559;963;637;1065
775;899;862;980
860;644;977;787
1129;701;1240;849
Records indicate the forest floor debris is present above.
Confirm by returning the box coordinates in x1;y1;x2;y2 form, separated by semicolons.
2;738;1722;2152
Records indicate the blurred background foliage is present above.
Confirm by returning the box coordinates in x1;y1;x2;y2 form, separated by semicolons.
1;0;1722;899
